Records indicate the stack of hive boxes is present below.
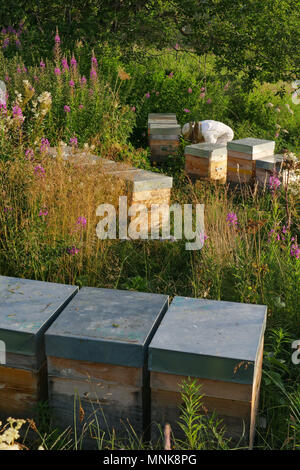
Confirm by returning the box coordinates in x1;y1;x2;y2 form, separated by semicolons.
0;276;78;420
184;143;228;182
227;138;278;183
148;113;181;163
149;296;267;449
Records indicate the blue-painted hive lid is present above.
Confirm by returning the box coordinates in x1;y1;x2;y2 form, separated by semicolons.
149;297;267;384
45;287;169;368
184;142;227;159
256;154;284;170
0;276;78;364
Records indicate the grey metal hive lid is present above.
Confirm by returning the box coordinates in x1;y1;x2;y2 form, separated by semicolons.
148;113;177;121
256;154;284;170
0;276;78;362
227;138;275;155
149;296;267;384
45;287;169;368
149;123;181;135
184;142;227;158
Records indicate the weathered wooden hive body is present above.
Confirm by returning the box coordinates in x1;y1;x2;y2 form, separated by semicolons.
255;154;284;186
0;275;78;419
45;287;169;443
149;296;267;448
147;113;177;136
185;143;227;182
227;138;275;183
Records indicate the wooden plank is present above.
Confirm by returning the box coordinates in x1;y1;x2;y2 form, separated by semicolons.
47;356;143;387
150;371;253;402
249;338;264;449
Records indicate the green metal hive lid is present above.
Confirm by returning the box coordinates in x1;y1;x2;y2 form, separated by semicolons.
227;138;275;155
45;287;169;368
0;276;78;365
149;296;267;384
184;142;227;158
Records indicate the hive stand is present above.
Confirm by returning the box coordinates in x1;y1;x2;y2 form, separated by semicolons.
45;287;169;446
0;276;78;420
148;296;267;449
185;142;227;182
227;138;275;183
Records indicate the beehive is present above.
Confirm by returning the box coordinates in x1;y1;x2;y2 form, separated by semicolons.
185;143;227;182
148;123;181;162
0;275;78;419
255;154;284;186
149;297;267;448
147;113;177;135
227;138;275;183
45;287;169;443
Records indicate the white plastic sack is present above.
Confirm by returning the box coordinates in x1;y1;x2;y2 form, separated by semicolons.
0;81;6;107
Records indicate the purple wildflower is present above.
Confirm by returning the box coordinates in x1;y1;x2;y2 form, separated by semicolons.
69;79;75;87
34;165;45;176
80;76;87;85
76;216;87;227
39;208;48;217
12;105;24;123
70;56;77;68
269;175;281;192
4;75;10;82
54;67;61;76
25;148;34;160
79;104;84;109
226;212;238;226
200;92;205;99
68;246;79;255
169;72;174;78
145;92;150;98
40;60;45;69
62;58;69;71
91;55;98;67
130;106;136;112
64;105;71;113
291;243;300;259
206;98;212;104
70;136;78;147
188;87;192;93
90;68;97;80
184;108;190;113
55;31;60;44
40;138;50;153
17;66;22;73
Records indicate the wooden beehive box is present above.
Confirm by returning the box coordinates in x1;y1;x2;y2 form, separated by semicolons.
102;165;173;236
149;297;267;449
148;123;181;162
185;143;227;182
147;113;177;135
227;138;275;183
0;275;78;420
45;287;169;444
255;154;284;186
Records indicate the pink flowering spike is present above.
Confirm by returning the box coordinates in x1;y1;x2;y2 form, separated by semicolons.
64;105;71;113
70;136;78;147
62;58;69;72
174;43;179;50
188;87;192;93
145;92;150;98
12;105;24;123
130;106;136;112
90;68;97;80
69;79;75;87
81;76;87;85
68;245;80;255
25;148;34;160
40;60;45;69
169;72;174;78
226;212;238;226
206;98;212;104
269;175;281;192
55;28;60;44
184;108;190;113
54;67;61;76
291;243;300;259
34;165;46;176
76;216;87;227
79;104;84;109
71;56;77;68
39;209;48;217
201;87;205;92
200;92;205;99
91;55;98;67
40;138;50;154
